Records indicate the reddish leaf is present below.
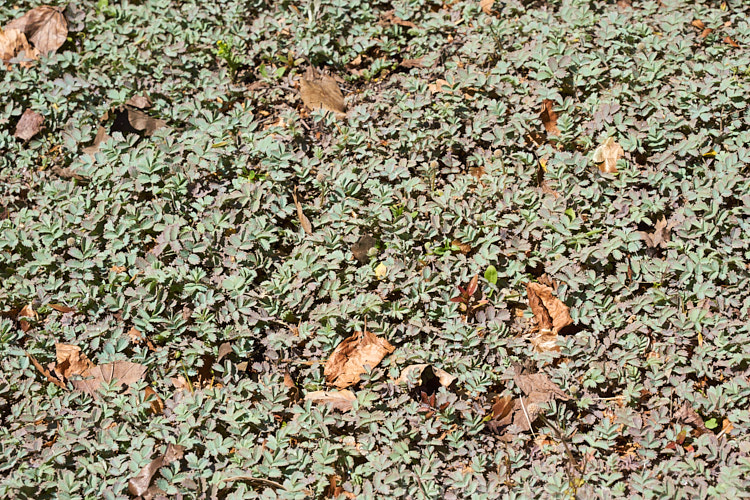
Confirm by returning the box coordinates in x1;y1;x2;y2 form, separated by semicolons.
466;274;479;297
54;343;94;380
26;352;65;389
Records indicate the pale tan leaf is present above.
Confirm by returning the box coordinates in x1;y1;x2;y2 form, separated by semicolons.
324;330;394;389
305;389;356;411
591;137;624;174
299;67;346;117
0;28;37;64
480;0;495;15
5;5;68;56
526;282;572;334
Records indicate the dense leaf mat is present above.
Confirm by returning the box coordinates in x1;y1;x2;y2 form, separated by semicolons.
1;0;750;497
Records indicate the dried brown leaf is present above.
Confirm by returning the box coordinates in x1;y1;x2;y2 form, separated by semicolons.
591;136;624;174
5;6;67;56
14;109;44;141
292;187;313;235
451;239;472;255
128;444;185;497
324;330;394;389
125;94;153;110
299;67;346;117
396;364;456;387
724;36;740;48
699;28;713;38
18;303;37;332
380;10;417;28
675;402;709;436
428;79;451;94
540;99;559;136
490;395;514;426
49;303;76;313
305;389;356;411
54;343;94;380
0;28;38;65
639;216;670;248
144;386;164;415
691;19;706;30
527;282;572;334
488;372;569;435
126;107;167;136
480;0;495;15
399;57;426;69
352;234;377;263
71;361;147;396
26;351;65;389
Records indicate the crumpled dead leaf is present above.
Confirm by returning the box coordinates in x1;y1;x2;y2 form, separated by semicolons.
0;28;38;66
14;109;44;141
324;330;394;389
396;364;456;387
299;67;346;117
128;443;185;497
592;137;624;174
480;0;495;15
526;282;572;352
305;389;356;411
639;216;670;249
292;186;313;235
487;372;569;436
4;5;68;56
540;99;559;136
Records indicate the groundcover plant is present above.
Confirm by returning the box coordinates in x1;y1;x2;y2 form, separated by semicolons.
1;0;749;498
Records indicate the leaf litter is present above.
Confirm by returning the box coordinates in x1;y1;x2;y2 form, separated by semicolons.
324;328;394;389
526;282;573;352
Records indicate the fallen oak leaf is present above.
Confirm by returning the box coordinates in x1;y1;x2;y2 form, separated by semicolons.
128;443;185;497
13;109;44;141
324;329;394;389
4;5;67;56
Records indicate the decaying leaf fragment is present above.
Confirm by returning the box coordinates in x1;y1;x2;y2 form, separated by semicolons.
17;303;38;332
352;234;377;262
14;109;44;141
128;444;185;497
299;67;346;117
324;329;395;389
54;343;94;380
4;5;67;56
292;186;313;235
83;95;167;155
526;282;572;352
480;0;495;15
591;137;624;174
305;389;356;411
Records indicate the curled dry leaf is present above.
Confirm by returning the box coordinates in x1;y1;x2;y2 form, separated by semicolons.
540;99;559;136
13;109;44;141
591;136;624;174
4;5;68;56
396;364;456;387
724;36;740;48
691;19;706;30
480;0;495;15
292;187;313;235
144;386;164;415
305;389;356;411
0;28;38;65
324;330;395;389
299;67;346;117
128;444;185;497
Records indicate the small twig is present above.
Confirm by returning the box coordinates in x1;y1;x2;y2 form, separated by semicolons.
221;475;285;491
